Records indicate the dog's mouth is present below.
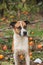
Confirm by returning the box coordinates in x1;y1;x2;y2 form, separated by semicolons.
19;31;27;37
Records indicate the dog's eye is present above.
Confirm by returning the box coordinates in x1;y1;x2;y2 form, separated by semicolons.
17;26;22;30
24;26;27;29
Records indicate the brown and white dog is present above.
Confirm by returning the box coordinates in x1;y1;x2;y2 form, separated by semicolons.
10;20;30;65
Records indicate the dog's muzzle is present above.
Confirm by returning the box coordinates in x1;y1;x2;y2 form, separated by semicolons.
23;31;27;36
19;31;27;37
19;28;27;37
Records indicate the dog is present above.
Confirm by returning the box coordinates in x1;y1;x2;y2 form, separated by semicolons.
10;20;30;65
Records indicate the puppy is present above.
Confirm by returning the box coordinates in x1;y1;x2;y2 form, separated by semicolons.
10;20;30;65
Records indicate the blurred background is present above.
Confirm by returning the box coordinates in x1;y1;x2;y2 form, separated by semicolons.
0;0;43;65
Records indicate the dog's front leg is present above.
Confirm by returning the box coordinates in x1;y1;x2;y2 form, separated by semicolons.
25;52;30;65
13;53;18;65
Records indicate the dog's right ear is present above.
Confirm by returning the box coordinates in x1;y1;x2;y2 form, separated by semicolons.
10;21;17;28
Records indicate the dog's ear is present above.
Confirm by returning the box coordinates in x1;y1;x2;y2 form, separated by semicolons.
10;21;17;28
24;20;30;25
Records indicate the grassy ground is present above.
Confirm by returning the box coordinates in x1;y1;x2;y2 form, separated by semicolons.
0;61;13;65
0;51;43;65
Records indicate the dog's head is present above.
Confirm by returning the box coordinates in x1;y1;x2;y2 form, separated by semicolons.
10;20;30;37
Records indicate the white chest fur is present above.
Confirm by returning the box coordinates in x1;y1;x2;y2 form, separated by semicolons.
13;33;29;53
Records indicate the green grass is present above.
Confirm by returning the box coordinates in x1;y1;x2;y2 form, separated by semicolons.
32;51;43;61
29;29;43;37
0;51;43;65
0;61;13;65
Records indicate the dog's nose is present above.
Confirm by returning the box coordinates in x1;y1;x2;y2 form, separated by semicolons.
23;31;27;36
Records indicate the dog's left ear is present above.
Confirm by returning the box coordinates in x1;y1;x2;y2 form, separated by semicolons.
24;20;30;25
10;21;17;28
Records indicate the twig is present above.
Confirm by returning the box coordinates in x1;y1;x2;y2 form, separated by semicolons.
30;19;43;24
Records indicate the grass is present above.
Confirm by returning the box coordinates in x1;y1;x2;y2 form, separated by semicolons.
0;50;43;65
32;51;43;61
0;61;13;65
29;29;43;37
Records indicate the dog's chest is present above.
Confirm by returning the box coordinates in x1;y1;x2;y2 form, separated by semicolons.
13;34;29;51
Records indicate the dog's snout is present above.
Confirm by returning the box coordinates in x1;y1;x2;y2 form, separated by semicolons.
23;31;27;36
